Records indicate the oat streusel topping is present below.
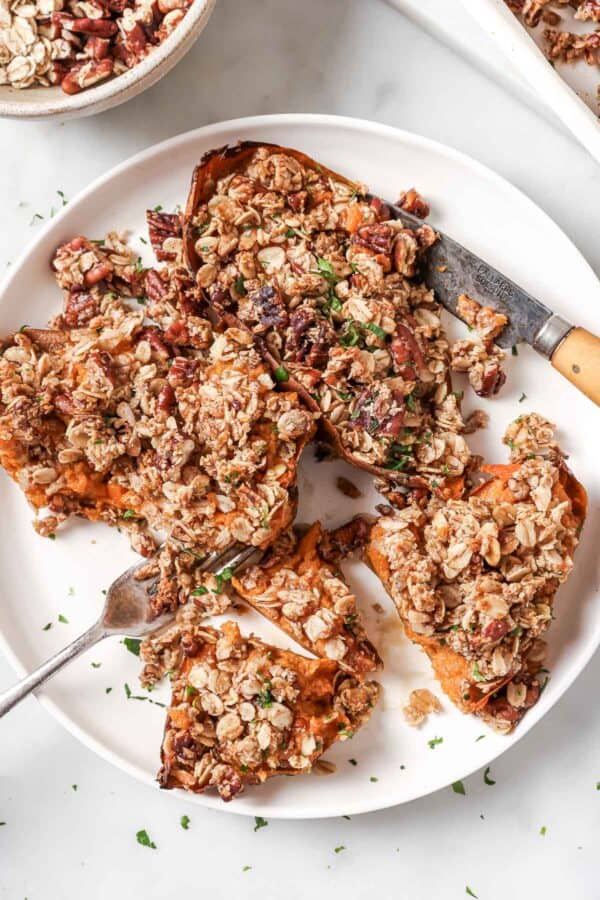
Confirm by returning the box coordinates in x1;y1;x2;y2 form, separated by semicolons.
158;620;380;800
183;144;473;490
233;522;381;675
0;231;314;615
368;416;586;732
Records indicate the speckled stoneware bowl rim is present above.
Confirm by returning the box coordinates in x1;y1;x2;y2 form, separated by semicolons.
0;0;216;120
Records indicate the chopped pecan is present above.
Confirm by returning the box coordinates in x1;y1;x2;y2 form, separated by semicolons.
157;384;176;414
287;308;333;368
352;223;394;256
61;59;113;94
167;356;199;387
146;210;182;261
288;190;308;213
392;230;419;276
391;323;424;377
246;284;288;330
164;320;190;345
397;188;430;219
145;268;169;302
63;290;99;328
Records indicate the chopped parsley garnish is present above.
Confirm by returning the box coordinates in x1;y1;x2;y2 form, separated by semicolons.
256;686;273;708
153;204;163;212
472;662;485;682
340;320;362;348
369;776;378;783
122;509;138;520
466;887;478;898
42;622;52;631
405;392;417;412
191;585;209;596
324;287;343;314
123;637;141;656
483;766;496;785
184;685;197;699
274;366;289;382
348;758;357;766
214;567;233;594
512;345;518;356
475;734;486;742
254;816;268;832
242;866;252;872
384;456;411;472
519;392;526;403
540;826;547;836
452;780;466;795
365;322;386;340
136;829;157;849
235;274;246;295
72;784;78;791
124;682;165;707
316;257;339;284
180;815;190;830
57;190;68;207
90;662;101;669
428;736;443;749
286;226;307;239
334;845;346;853
58;614;68;624
105;687;112;694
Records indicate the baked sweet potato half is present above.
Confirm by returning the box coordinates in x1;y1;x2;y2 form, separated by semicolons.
158;620;380;800
367;436;586;733
233;521;381;675
182;141;471;490
0;232;313;566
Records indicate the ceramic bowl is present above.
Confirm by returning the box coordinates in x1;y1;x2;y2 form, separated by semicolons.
0;0;216;120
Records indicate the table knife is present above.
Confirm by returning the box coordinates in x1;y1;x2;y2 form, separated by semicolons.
386;203;600;407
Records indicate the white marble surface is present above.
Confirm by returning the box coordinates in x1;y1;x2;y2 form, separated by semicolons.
1;1;600;897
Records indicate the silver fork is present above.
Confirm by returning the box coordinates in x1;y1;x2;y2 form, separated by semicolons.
0;542;259;718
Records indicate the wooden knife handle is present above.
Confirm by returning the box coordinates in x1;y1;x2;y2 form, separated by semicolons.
551;328;600;406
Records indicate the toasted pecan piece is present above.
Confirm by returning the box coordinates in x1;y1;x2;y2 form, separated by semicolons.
233;522;381;675
158;621;380;800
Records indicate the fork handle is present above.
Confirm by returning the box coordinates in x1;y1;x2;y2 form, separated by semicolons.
0;620;106;719
551;327;600;407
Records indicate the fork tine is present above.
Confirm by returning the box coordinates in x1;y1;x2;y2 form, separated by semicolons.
192;542;263;576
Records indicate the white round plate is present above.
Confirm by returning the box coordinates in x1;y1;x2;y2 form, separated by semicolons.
0;114;598;819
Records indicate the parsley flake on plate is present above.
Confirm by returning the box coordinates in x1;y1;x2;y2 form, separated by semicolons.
254;816;268;832
483;766;496;786
452;780;466;795
123;637;141;656
136;829;157;849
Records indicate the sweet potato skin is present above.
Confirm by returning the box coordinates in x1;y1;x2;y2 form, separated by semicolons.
182;141;443;486
367;460;587;716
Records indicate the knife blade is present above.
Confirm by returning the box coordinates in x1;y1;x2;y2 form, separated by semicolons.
383;201;572;355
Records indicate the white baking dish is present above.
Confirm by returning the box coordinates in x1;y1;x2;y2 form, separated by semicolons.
459;0;600;165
